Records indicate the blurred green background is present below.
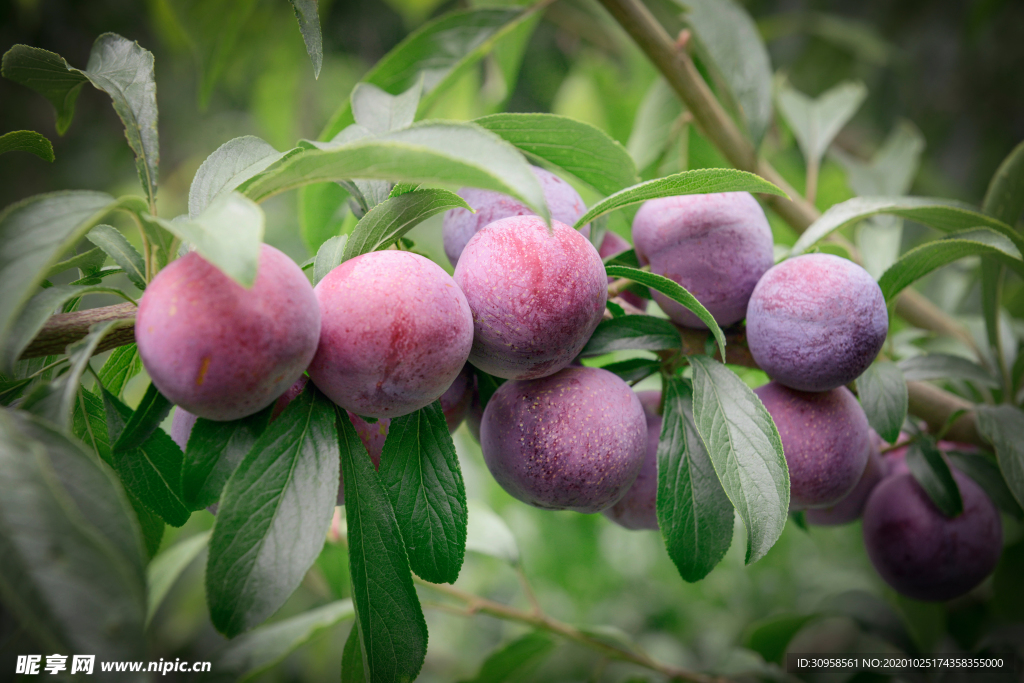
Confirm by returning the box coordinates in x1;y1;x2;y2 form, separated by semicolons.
1;0;1023;680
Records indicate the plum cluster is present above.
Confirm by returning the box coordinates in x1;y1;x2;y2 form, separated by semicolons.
136;174;1002;603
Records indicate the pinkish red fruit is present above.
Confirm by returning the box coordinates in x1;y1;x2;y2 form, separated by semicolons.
136;244;320;421
308;250;474;419
454;216;607;380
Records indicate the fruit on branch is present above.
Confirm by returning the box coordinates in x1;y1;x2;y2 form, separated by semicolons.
805;432;886;526
598;230;649;311
136;244;320;421
441;364;474;433
754;381;870;510
746;253;887;392
631;192;773;328
454;216;607;380
442;165;588;268
862;471;1002;601
480;366;647;513
308;250;474;419
604;390;660;530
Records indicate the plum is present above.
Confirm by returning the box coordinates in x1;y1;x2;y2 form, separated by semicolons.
862;471;1002;601
746;253;888;392
443;165;588;268
440;365;474;433
308;250;474;419
805;435;886;526
136;244;320;421
599;231;648;312
454;216;607;380
604;390;660;530
631;192;773;328
480;366;647;513
755;381;870;510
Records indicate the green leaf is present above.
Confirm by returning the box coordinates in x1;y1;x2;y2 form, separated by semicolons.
604;265;725;359
603;248;640;268
146;530;211;625
189;136;291;219
338;408;428;682
898;353;998;388
343;189;469;261
574;169;786;229
473;113;639;197
313;235;348;286
832;120;924;197
127;491;164;560
86;224;147;289
945;451;1024;520
288;0;323;79
776;80;866;169
460;631;556;683
242;122;548;223
102;388;191;527
97;343;143;397
46;246;107;278
1;45;88;134
299;182;351;255
791;196;1022;256
0;190;118;354
219;600;356;681
72;387;110;463
743;613;818;665
352;81;422;135
207;385;339;636
0;283;134;375
975;405;1024;511
688;356;788;564
475;370;506;411
3;35;160;206
877;229;1024;301
681;0;773;145
180;406;273;511
581;316;681;356
21;319;130;429
341;621;367;683
657;376;734;582
627;78;684;172
379;402;468;585
855;361;908;444
982;139;1024;225
905;439;962;518
0;410;147;661
317;6;544;141
598;357;662;384
465;499;519;566
149;192;265;288
113;382;172;452
0;130;54;162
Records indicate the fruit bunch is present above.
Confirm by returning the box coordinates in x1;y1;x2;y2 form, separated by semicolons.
137;168;1003;604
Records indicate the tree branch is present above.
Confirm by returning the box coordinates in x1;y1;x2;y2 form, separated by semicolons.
596;0;988;445
20;303;136;360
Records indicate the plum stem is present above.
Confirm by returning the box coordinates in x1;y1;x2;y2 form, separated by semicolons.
413;575;732;683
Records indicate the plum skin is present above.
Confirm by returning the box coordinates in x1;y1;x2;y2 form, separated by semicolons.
862;471;1002;601
603;390;660;530
805;437;886;526
454;216;607;380
443;165;588;268
631;192;773;329
136;244;320;422
755;381;870;510
746;253;888;392
308;250;474;419
599;231;648;312
480;366;647;514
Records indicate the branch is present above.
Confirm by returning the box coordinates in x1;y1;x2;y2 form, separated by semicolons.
20;303;136;359
414;576;732;683
596;0;987;444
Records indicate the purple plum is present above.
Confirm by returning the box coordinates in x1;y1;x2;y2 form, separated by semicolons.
746;253;888;392
599;231;648;312
442;165;588;268
136;244;320;421
604;390;660;530
454;216;607;380
480;366;647;513
805;434;886;526
631;192;774;328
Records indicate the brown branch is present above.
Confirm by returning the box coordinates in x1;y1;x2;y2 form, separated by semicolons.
20;303;137;360
595;0;989;446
